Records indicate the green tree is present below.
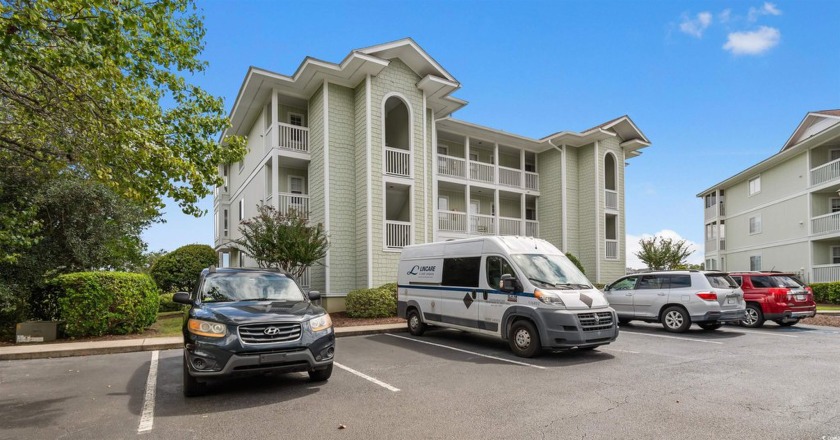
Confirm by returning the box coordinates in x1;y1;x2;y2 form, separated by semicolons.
234;206;329;279
149;244;216;293
0;0;246;260
635;236;694;271
565;252;585;275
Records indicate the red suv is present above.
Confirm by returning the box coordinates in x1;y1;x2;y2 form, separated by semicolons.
729;272;816;328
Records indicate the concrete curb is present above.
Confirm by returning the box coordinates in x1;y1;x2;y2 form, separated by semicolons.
817;310;840;316
0;325;406;361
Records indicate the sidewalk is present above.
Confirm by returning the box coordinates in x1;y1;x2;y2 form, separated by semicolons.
0;323;406;361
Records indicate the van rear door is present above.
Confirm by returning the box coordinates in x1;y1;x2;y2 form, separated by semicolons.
440;256;481;330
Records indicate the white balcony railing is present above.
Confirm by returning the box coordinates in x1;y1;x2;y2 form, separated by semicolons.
277;122;309;153
525;172;539;191
438;155;466;179
525;220;538;237
813;264;840;283
704;204;716;221
498;166;521;188
470;161;494;183
811;158;840;186
606;239;619;260
812;211;840;235
499;217;521;235
278;193;309;218
605;189;618;210
438;210;467;232
386;221;411;249
385;147;410;177
470;214;495;235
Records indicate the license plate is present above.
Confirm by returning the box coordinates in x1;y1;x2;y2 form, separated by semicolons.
726;297;736;304
260;352;288;364
795;294;806;301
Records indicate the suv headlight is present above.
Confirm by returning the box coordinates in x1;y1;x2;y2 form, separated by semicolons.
534;289;565;307
309;314;332;332
188;319;227;338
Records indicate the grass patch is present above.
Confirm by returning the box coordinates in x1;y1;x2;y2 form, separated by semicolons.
149;312;184;337
817;304;840;311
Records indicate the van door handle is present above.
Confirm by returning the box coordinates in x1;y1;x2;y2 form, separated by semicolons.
625;293;633;296
483;291;488;300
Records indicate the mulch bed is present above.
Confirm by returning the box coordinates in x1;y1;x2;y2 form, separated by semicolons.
330;312;405;328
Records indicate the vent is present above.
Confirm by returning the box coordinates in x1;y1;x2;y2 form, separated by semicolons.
238;322;302;344
577;312;614;331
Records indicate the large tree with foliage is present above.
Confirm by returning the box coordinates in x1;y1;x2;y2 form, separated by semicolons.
234;206;329;279
0;0;246;261
149;244;216;292
635;236;694;271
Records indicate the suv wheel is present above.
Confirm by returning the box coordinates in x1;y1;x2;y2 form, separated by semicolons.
183;356;207;397
774;319;800;327
661;306;691;333
308;363;333;382
508;320;542;358
742;304;765;328
698;322;723;331
407;309;426;336
618;318;632;325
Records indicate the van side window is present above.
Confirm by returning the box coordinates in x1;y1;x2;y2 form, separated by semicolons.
667;275;691;289
486;256;515;290
637;275;666;289
442;257;482;287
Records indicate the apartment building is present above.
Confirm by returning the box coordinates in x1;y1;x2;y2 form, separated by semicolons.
214;38;651;310
698;110;840;283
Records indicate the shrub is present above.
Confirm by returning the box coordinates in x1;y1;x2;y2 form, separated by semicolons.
810;282;840;304
565;252;585;275
159;292;185;313
149;244;216;293
346;285;397;318
0;281;28;338
53;272;159;337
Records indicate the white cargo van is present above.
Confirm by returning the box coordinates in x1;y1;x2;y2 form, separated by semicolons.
397;236;618;357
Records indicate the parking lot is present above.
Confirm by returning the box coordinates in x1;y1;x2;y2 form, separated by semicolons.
2;323;840;440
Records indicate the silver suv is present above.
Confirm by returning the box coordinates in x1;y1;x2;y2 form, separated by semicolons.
603;271;746;333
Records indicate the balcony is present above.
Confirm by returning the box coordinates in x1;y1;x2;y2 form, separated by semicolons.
438;155;466;179
385;147;411;177
385;221;412;249
813;264;840;283
498;166;522;188
498;217;521;235
605;239;619;260
525;220;538;237
438;210;467;232
470;214;495;235
812;211;840;235
278;193;309;218
525;172;539;191
266;122;310;154
436;210;539;238
605;189;618;211
811;158;840;186
469;161;494;184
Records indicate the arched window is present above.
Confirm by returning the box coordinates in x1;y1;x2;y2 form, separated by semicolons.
604;152;617;191
383;96;411;177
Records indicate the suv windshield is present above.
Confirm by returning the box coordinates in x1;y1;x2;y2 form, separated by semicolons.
200;272;306;303
510;254;591;289
705;273;739;289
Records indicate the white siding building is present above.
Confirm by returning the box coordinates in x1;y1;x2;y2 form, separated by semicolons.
698;110;840;283
215;39;651;310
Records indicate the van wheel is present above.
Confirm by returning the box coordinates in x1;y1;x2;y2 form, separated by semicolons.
661;306;691;333
183;356;207;397
407;309;426;336
774;319;799;327
698;322;723;331
508;320;541;358
618;318;631;325
741;304;764;328
309;363;333;382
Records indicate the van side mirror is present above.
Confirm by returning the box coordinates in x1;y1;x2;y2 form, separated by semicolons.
308;290;321;301
173;292;192;305
603;284;611;292
500;274;518;292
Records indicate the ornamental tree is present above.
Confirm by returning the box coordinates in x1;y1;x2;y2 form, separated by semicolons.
635;236;694;271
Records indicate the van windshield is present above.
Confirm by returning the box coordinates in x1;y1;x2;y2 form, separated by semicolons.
510;254;592;289
200;272;306;303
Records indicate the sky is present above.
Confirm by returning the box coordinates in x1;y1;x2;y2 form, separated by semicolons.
142;0;840;270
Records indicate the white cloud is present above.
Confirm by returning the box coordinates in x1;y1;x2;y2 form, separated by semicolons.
679;11;713;38
723;26;781;55
748;2;782;21
718;8;732;23
625;230;704;270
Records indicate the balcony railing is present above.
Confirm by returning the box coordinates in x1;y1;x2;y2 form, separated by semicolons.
499;217;521;235
438;155;466;179
812;211;840;235
470;214;495;235
605;189;618;210
438;210;467;232
813;264;840;283
385;147;410;177
525;220;538;237
278;193;309;218
498;166;521;188
278;122;309;152
811;158;840;186
719;239;726;251
605;239;619;260
469;161;494;183
525;172;539;191
385;221;411;249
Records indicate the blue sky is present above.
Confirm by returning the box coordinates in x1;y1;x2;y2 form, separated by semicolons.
142;0;840;268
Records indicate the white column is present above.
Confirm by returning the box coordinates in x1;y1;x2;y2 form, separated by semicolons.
271;152;279;211
493;188;500;235
561;144;568;251
520;148;525;188
422;94;428;243
494;142;500;185
270;90;279;149
465;184;471;235
594;140;601;283
323;81;331;295
432;115;438;242
520;193;526;235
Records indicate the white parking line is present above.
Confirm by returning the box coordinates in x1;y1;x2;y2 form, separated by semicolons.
386;334;546;369
137;350;159;433
620;331;724;345
723;328;798;338
334;362;400;392
600;348;640;354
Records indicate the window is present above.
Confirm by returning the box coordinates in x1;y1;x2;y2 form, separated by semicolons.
263;103;272;131
525;163;536;172
731;276;742;286
289;176;305;194
525;208;536;221
749;215;762;234
609;276;638;291
748;176;761;195
238;198;245;221
441;257;481;287
706;223;717;240
437;145;448;156
668;275;692;289
438;196;449;211
289;113;304;127
832;246;840;264
469;153;478;162
636;275;667;289
831;149;840;162
486;256;515;290
223;209;229;236
831;198;840;213
750;255;761;271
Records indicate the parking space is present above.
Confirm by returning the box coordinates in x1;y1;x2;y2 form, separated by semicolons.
2;324;840;439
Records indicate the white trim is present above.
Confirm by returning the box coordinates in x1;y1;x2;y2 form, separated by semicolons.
238;198;245;221
748;214;762;235
381;91;415;178
432;116;439;243
423;92;428;243
366;74;373;287
720;236;807;254
288;175;306;194
323;80;331;296
595;140;601;282
562;144;568;251
604;150;619;192
748;175;762;196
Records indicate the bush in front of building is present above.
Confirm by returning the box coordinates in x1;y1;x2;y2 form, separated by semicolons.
149;244;217;293
159;292;185;313
53;272;159;337
346;284;397;318
810;282;840;304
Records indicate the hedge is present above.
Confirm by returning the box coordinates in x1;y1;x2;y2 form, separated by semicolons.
810;282;840;304
159;292;185;313
149;244;217;293
53;272;159;337
346;283;397;318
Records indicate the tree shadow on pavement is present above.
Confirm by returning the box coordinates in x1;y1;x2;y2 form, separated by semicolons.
0;397;71;430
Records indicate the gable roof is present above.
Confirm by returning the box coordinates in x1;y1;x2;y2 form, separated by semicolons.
356;37;456;83
781;110;840;151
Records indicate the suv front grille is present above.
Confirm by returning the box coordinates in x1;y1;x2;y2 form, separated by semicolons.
238;323;302;344
578;312;614;331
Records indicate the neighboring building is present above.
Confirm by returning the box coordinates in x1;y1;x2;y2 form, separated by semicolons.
214;38;651;310
698;110;840;283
